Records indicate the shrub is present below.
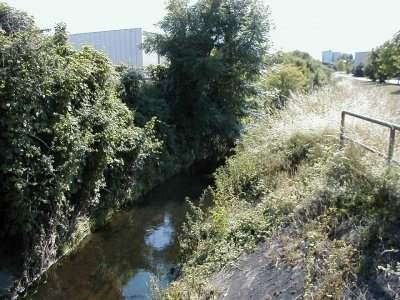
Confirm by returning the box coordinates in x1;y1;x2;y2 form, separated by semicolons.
168;77;400;298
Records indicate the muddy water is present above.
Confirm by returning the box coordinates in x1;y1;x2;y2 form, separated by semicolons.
27;172;210;300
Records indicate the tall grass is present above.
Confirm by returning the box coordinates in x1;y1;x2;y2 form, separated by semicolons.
166;77;400;299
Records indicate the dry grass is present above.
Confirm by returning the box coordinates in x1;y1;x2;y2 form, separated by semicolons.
166;76;400;299
248;75;400;163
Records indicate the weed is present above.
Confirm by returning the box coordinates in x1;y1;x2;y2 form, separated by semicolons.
166;77;400;299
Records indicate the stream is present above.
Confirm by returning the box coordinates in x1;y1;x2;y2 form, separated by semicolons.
23;170;211;299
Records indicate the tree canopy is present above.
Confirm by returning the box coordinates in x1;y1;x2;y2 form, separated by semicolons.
363;31;400;82
144;0;271;154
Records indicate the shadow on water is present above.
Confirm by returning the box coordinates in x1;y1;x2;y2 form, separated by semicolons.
22;169;213;300
0;267;16;299
0;247;22;299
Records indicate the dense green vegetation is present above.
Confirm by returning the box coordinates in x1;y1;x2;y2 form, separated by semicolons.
0;4;161;292
4;0;397;298
330;53;354;74
143;0;270;156
259;50;331;108
0;0;272;295
363;31;400;82
167;78;400;298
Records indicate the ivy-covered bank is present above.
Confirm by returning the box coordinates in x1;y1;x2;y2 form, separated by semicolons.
167;78;400;299
0;0;272;296
0;9;161;295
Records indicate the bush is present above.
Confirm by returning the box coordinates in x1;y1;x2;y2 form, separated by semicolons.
259;51;331;109
353;64;364;77
0;7;160;291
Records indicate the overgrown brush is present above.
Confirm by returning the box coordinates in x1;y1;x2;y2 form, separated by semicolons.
167;77;400;298
0;5;161;295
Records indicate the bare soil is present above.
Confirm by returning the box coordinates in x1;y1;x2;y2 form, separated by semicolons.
211;235;305;300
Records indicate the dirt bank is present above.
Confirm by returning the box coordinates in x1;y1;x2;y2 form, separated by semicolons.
211;234;305;299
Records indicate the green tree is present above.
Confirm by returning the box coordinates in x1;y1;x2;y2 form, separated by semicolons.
0;2;34;34
261;63;309;108
363;50;379;81
376;41;400;82
144;0;271;156
364;31;400;82
334;59;346;72
353;64;364;77
260;51;330;108
338;53;353;64
0;4;159;291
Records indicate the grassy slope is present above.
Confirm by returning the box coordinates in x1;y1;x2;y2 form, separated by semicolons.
166;77;400;299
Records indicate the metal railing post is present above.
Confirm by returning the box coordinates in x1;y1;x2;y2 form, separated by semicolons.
340;111;345;149
388;127;395;162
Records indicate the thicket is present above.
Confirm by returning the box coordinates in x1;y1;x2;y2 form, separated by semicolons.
167;78;400;298
0;0;271;295
0;4;163;293
143;0;271;157
259;51;331;108
333;53;354;74
363;30;400;82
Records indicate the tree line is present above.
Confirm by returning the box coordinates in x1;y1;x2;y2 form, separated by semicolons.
361;31;400;82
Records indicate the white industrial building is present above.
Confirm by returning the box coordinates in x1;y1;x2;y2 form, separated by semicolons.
322;50;342;65
354;51;369;67
69;28;164;68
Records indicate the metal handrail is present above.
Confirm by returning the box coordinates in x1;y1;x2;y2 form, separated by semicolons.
340;110;400;164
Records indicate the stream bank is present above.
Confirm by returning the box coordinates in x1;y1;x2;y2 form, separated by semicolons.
24;168;213;300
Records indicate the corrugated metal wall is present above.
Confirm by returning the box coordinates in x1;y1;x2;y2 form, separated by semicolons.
69;28;144;67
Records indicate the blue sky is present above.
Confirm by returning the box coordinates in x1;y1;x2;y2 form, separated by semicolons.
4;0;400;60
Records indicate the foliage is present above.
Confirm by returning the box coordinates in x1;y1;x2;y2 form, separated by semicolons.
259;51;331;108
338;53;353;64
0;2;34;35
333;53;353;74
0;4;160;292
376;40;400;82
363;50;379;81
168;78;400;298
363;30;400;82
353;63;364;77
333;59;352;74
144;0;271;156
1;1;273;294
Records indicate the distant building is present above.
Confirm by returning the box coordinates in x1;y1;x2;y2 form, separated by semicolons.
353;51;369;67
322;50;342;65
69;28;164;68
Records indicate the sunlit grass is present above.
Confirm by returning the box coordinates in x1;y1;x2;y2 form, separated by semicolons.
167;77;400;299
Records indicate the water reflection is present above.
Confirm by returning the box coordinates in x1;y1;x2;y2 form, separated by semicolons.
121;270;153;299
0;267;14;296
145;214;175;251
27;172;209;299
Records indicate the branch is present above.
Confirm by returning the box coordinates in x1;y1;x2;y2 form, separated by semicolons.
26;132;51;149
